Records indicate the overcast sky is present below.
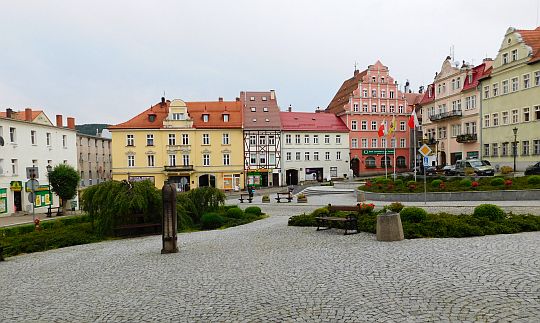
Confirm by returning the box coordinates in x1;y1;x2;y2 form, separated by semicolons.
1;0;539;124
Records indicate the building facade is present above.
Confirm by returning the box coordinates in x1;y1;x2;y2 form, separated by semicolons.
77;133;112;188
326;61;412;176
480;27;540;171
241;90;282;187
0;109;77;216
280;111;350;185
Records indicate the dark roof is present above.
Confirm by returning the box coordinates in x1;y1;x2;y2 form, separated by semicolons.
326;70;367;113
241;91;282;130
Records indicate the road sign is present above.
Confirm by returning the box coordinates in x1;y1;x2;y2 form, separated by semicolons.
28;192;35;204
25;179;39;192
26;167;39;179
418;144;432;157
423;156;430;167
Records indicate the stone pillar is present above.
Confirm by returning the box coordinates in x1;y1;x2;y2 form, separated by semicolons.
161;182;178;254
376;211;404;241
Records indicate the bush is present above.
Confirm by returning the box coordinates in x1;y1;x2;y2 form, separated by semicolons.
375;177;391;185
490;177;505;186
400;207;428;223
244;206;262;216
288;213;316;226
527;175;540;185
312;207;330;217
460;179;472;187
500;166;513;174
226;207;244;219
200;212;226;230
387;202;405;213
473;204;505;222
431;179;443;188
393;179;404;187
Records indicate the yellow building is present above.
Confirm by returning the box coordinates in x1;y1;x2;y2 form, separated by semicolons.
109;97;244;190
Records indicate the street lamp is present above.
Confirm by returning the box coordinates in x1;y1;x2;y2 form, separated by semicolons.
46;164;53;217
513;127;518;173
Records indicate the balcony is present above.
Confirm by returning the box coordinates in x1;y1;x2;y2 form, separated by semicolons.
456;133;478;143
429;109;462;122
164;165;194;172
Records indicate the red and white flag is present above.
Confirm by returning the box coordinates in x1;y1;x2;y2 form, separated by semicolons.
408;109;420;128
377;121;386;137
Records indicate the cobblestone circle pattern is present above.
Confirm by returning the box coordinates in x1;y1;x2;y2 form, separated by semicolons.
1;204;539;322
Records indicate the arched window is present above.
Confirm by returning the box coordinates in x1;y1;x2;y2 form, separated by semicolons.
365;157;376;168
397;156;406;168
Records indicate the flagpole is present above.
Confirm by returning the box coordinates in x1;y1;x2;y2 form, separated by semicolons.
393;132;396;180
385;139;388;179
414;124;417;182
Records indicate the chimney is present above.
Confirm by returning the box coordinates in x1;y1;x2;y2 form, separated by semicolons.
160;97;166;107
56;115;63;128
354;69;359;76
288;104;292;112
67;117;75;129
235;97;240;102
218;97;223;102
419;86;424;94
6;108;13;118
25;108;32;121
270;90;275;100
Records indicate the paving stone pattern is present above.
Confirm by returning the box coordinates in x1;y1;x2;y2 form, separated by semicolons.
0;204;539;322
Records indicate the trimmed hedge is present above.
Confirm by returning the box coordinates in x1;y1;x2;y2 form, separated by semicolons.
399;207;428;223
244;206;263;216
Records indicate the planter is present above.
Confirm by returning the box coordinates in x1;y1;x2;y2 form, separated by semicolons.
297;198;308;203
358;189;540;202
262;198;270;203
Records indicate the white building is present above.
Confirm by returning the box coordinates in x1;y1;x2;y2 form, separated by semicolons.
280;111;351;185
0;109;77;216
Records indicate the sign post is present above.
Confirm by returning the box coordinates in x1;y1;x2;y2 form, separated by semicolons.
26;179;39;221
418;144;432;205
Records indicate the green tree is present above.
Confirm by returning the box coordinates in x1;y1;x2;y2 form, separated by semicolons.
48;164;80;213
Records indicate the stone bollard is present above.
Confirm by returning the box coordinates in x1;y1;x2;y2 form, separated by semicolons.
376;211;404;242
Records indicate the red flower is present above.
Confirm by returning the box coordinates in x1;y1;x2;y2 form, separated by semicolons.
504;179;512;187
471;181;479;188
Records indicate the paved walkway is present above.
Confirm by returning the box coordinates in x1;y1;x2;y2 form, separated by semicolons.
1;203;539;322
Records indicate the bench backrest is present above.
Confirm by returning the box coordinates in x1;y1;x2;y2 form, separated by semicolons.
328;204;361;213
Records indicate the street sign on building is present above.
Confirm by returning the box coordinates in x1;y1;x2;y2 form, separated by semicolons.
418;144;432;157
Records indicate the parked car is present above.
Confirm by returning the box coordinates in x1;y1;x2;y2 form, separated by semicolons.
415;165;437;176
442;165;456;176
525;162;540;175
455;159;495;176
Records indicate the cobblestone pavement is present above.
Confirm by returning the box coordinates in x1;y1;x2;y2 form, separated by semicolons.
1;203;539;322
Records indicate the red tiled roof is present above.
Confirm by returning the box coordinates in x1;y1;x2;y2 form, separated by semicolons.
109;100;170;129
0;110;43;121
404;93;422;106
186;101;242;128
280;111;349;132
462;63;492;92
418;84;435;105
517;26;540;63
326;70;367;113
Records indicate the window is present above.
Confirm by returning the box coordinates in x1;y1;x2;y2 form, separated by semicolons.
523;74;530;89
390;105;395;113
512;109;519;123
400;138;406;148
168;134;176;145
305;152;310;161
250;153;257;165
30;130;36;145
484;144;490;157
262;96;267;101
202;114;209;122
259;136;266;145
456;78;461;89
351;120;357;130
285;134;291;144
371;121;377;131
381;104;386;113
353;103;359;112
389;91;394;99
512;49;518;61
398;105;404;114
361;138;368;148
268;135;275;145
522;141;529;155
330;167;338;177
304;135;310;144
492;83;499;97
371;89;377;98
524;108;530;122
371;104;377;113
202;134;210;145
400;121;405;131
511;77;519;92
391;138;396;148
127;134;134;146
222;133;230;145
9;127;16;143
335;135;341;144
534;140;540;155
381;90;386;98
313;135;319;144
314;151;319;161
492;113;499;126
372;76;376;83
381;138;387;148
294;134;301;144
371;138;377;148
535;71;540;86
484;86;490;99
502;111;509;125
62;135;67;148
503;53;509;64
451;124;461;137
183;154;190;166
502;142;509;156
362;104;368;112
502;80;509;94
263;107;269;112
484;115;490;127
147;155;155;167
437;127;447;139
324;135;330;144
223;114;229;122
336;151;341;160
492;143;499;157
381;156;391;167
295;152;301;161
286;152;292;161
223;154;230;165
535;106;540;120
127;155;135;167
362;89;368;97
397;156;406;167
351;138;358;148
361;121;367;130
250;107;256;112
182;134;189;145
146;134;154;146
325;152;330;160
203;154;210;166
169;154;176;166
365;157;376;168
172;113;184;120
46;132;51;146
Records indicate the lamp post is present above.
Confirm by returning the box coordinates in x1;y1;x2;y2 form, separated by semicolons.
513;127;518;173
46;164;53;217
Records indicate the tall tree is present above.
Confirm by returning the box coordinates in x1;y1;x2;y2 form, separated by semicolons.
48;164;80;213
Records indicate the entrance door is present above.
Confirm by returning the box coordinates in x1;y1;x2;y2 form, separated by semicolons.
350;158;360;177
14;191;22;212
285;169;298;185
272;173;280;187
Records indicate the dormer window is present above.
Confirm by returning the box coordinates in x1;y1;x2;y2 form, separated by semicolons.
250;107;256;112
223;114;229;122
252;118;257;122
172;113;184;120
263;107;268;112
265;118;270;122
148;114;156;122
202;114;209;122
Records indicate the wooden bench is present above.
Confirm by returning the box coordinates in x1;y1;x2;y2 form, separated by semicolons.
113;223;162;237
46;206;63;217
315;203;361;235
239;193;253;203
275;192;293;203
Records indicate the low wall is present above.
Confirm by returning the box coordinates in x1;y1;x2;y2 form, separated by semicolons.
358;189;540;202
